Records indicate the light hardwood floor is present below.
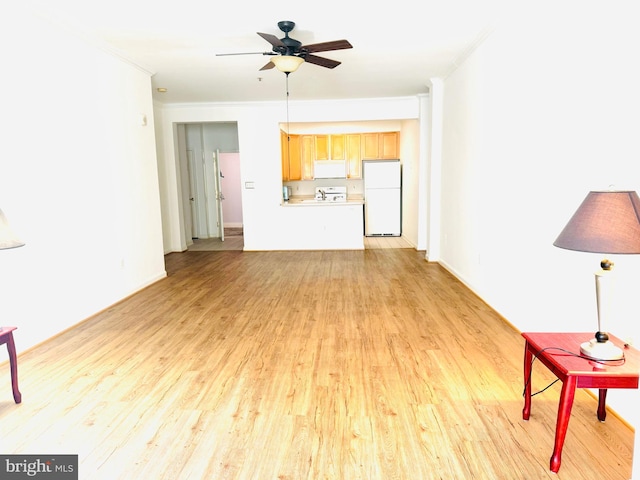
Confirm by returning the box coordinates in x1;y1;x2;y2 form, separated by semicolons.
188;236;244;251
0;250;633;479
189;235;413;251
364;235;413;249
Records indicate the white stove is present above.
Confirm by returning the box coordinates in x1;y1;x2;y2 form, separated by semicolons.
314;186;347;202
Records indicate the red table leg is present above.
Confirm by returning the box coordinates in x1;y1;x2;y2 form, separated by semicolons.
5;331;21;403
550;376;576;473
522;342;533;420
597;389;607;422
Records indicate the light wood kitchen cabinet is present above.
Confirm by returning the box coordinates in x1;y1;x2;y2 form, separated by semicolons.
330;134;346;160
361;132;400;160
281;131;399;181
345;134;362;178
379;132;399;159
314;135;329;161
281;130;289;180
314;134;346;161
281;131;302;181
300;135;315;180
288;134;302;180
361;133;380;160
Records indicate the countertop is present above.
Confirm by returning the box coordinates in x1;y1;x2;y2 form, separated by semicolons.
282;195;364;206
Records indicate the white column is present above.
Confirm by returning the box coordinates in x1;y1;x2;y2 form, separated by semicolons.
424;78;443;262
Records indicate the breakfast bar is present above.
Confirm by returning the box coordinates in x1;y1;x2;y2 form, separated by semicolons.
278;189;365;250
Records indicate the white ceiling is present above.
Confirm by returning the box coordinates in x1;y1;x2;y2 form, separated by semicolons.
27;0;509;104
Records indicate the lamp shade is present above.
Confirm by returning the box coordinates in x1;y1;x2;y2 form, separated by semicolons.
0;209;24;250
270;55;304;73
554;190;640;254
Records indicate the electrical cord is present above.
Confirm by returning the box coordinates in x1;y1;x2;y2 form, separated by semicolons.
522;346;626;397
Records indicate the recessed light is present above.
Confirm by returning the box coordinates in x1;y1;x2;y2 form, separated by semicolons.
157;88;167;93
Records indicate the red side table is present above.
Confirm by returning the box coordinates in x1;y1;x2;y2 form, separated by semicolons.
0;326;21;403
522;332;639;473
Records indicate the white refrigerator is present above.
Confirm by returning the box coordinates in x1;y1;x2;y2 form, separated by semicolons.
363;160;401;236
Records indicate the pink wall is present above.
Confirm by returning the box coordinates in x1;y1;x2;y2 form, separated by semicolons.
219;153;243;227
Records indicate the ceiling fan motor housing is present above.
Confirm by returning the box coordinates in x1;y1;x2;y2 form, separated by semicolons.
276;21;302;56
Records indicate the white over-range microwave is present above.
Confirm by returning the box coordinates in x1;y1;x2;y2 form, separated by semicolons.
313;160;346;179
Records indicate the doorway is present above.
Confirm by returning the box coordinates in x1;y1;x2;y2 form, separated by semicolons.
179;122;242;248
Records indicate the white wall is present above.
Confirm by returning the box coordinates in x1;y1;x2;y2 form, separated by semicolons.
399;119;421;248
156;97;421;253
439;3;640;473
0;7;166;352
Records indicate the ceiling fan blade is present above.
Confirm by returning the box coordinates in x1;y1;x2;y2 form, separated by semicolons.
259;61;276;71
304;54;341;69
257;32;285;48
302;40;352;53
216;52;276;56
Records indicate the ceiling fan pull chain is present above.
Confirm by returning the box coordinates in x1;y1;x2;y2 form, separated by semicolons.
286;73;291;159
286;72;290;123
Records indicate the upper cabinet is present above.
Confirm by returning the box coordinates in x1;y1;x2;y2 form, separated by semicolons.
299;135;315;180
313;134;346;161
361;132;399;160
345;134;362;179
361;133;380;160
281;130;302;181
314;135;329;161
330;135;345;161
282;131;399;180
379;132;399;159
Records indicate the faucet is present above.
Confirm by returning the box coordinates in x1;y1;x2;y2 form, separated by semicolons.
317;189;326;200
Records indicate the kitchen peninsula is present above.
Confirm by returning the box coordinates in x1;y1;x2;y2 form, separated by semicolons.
280;189;365;250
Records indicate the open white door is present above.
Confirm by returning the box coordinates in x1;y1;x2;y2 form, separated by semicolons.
212;150;225;241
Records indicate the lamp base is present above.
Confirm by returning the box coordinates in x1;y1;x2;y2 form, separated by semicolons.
580;339;624;361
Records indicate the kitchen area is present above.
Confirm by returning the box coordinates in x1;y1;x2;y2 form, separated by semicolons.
160;95;424;254
280;128;403;250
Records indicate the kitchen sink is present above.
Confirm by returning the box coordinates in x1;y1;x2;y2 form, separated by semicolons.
292;187;349;204
306;198;348;203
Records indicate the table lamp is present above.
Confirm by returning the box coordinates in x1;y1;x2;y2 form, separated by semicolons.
0;208;24;250
553;190;640;360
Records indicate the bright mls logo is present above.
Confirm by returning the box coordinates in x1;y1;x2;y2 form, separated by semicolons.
0;455;78;479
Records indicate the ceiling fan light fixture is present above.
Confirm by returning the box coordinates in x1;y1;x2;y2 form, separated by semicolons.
271;55;304;73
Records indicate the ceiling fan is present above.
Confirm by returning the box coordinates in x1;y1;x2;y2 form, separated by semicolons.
217;21;352;73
